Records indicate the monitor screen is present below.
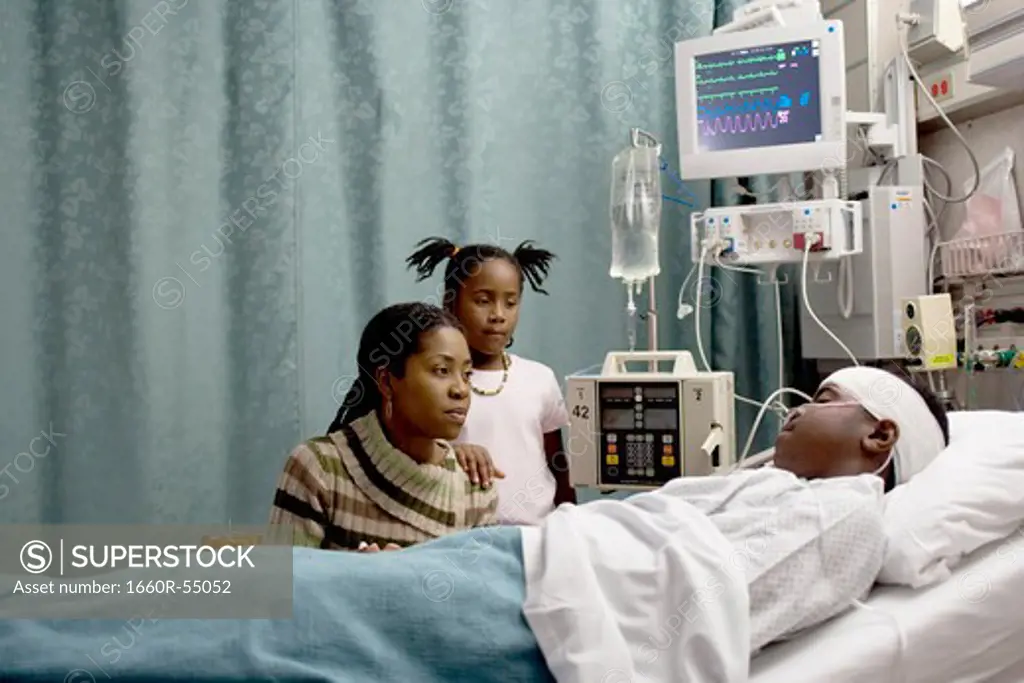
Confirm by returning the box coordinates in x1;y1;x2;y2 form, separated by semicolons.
643;385;677;400
600;385;634;400
694;39;822;153
601;408;636;431
643;408;678;430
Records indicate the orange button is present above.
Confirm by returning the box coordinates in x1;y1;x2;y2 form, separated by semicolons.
608;443;617;454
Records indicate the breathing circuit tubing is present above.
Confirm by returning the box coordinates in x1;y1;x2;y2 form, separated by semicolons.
647;155;869;460
660;162;816;443
686;237;863;461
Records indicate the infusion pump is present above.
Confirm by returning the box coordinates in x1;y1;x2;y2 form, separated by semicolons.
566;351;736;492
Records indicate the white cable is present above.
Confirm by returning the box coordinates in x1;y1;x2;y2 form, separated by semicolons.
739;386;815;461
676;260;699;319
801;241;859;365
694;244;712;372
898;15;980;204
695;243;788;415
924;200;943;290
713;253;761;275
775;281;785;418
922;155;953;218
713;251;785;411
928;240;943;292
922;187;942;239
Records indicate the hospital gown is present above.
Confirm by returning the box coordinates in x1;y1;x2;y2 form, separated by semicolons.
0;469;886;682
677;467;888;650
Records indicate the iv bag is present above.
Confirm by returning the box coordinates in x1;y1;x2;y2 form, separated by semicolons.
610;141;662;283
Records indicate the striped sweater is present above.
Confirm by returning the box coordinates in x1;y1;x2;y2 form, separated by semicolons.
269;412;499;550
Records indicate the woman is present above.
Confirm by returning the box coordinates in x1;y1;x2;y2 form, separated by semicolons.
269;302;499;550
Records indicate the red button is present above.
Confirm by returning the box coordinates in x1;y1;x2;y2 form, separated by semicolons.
932;83;940;96
941;81;949;95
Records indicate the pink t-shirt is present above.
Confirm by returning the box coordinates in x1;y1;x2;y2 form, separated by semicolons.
454;354;570;525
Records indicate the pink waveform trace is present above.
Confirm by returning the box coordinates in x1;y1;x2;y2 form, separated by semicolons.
700;110;788;136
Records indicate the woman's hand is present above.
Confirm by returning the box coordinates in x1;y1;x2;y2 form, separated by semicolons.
357;542;402;552
453;444;505;489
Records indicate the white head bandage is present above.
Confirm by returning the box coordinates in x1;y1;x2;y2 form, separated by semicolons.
823;367;946;485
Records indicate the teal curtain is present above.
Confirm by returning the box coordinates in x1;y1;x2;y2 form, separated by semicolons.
0;0;788;525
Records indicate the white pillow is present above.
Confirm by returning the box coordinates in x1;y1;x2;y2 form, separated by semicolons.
878;410;1024;588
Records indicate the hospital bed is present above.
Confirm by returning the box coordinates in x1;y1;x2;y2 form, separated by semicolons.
751;526;1024;683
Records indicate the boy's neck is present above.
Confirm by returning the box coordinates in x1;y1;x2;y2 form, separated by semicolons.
472;349;505;371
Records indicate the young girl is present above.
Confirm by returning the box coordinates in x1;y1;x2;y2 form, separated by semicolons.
269;302;498;550
406;237;575;526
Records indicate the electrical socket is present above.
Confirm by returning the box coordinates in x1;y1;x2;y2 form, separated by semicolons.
924;71;955;102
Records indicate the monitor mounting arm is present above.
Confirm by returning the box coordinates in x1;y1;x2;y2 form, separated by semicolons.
715;0;824;34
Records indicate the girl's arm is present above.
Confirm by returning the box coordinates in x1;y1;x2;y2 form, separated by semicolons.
452;443;505;489
544;430;577;506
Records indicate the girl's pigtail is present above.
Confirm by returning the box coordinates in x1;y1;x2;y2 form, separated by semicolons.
405;237;459;282
513;240;556;295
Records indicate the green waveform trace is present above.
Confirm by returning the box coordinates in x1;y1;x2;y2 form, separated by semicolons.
696;70;780;86
696;59;737;70
697;86;780;102
696;53;782;70
696;75;737;85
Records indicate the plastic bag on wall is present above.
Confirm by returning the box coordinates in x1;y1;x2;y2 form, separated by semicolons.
957;147;1022;271
960;147;1022;237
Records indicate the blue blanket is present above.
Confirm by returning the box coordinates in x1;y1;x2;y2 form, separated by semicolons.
0;527;554;683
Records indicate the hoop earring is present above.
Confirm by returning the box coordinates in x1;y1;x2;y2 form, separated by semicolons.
506;336;514;349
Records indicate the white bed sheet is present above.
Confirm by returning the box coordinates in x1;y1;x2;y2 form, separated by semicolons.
750;526;1024;683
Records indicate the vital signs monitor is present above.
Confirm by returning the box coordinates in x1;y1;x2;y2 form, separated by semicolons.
675;20;848;180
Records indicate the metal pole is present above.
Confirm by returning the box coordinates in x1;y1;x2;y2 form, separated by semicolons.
647;276;658;352
964;299;976;410
647;277;659;372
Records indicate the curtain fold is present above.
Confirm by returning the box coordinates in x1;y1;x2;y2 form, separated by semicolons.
0;0;788;524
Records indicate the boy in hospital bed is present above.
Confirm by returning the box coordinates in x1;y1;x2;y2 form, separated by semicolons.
0;367;949;683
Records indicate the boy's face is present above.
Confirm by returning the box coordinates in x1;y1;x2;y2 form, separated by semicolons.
453;258;521;357
773;384;896;480
384;326;472;441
